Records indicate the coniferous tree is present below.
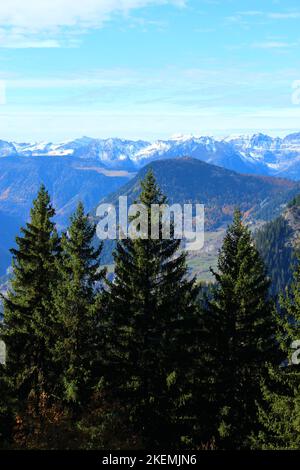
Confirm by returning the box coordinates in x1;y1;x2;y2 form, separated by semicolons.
0;186;60;406
208;209;280;449
255;216;294;296
51;202;106;410
255;254;300;449
0;361;12;447
102;170;201;448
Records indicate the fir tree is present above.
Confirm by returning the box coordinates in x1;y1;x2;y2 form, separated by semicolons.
255;254;300;449
208;209;279;449
0;186;60;404
102;170;200;448
51;202;106;410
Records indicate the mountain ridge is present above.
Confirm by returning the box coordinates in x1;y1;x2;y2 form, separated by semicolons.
2;132;300;179
100;157;300;230
95;157;300;281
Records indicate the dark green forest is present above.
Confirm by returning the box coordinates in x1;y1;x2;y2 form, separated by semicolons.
256;194;300;295
0;172;300;450
256;216;294;296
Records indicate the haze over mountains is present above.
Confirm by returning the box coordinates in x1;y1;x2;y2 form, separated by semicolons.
0;156;132;275
1;131;300;278
2;132;300;179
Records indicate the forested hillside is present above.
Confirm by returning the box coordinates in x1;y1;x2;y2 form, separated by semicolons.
102;157;300;230
1;174;300;450
97;158;300;278
256;195;300;295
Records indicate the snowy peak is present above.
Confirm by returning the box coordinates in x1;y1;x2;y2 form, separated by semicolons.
13;141;74;156
2;132;300;179
224;133;282;151
0;140;17;158
283;132;300;143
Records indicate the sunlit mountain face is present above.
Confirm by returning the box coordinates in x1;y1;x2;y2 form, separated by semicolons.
2;132;300;179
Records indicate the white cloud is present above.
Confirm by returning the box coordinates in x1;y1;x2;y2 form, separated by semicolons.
268;12;300;19
228;9;300;26
1;106;299;142
1;39;62;49
252;41;298;49
237;11;264;17
0;0;185;48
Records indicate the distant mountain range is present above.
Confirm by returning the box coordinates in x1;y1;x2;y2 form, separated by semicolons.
1;132;300;280
2;132;300;179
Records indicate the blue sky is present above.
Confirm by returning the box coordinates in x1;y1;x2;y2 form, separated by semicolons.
0;0;300;141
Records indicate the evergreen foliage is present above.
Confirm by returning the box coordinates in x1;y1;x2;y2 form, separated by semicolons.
255;216;294;296
207;209;280;449
0;363;12;447
255;254;300;449
0;186;60;402
101;170;201;448
0;180;297;450
51;202;106;409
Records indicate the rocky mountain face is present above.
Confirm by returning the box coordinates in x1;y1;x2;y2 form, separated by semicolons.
2;132;300;179
2;132;300;279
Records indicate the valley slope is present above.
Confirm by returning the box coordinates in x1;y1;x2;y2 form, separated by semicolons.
0;156;133;275
102;157;300;230
2;132;300;281
256;195;300;294
97;158;300;281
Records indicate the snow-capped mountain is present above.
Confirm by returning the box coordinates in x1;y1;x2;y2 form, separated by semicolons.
132;134;264;175
0;140;18;158
2;132;300;179
224;132;300;178
2;132;300;277
11;137;150;169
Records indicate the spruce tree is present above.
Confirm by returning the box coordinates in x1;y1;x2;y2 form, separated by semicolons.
0;362;12;447
51;202;106;410
0;186;60;405
102;170;200;448
208;209;279;449
255;254;300;449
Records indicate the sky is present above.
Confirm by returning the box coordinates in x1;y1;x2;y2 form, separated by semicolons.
0;0;300;142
